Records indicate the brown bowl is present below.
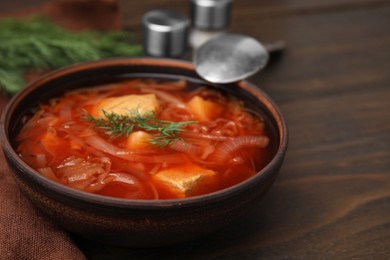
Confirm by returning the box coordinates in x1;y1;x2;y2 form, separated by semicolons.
0;58;288;247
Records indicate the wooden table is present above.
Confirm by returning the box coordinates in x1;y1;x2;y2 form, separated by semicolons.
1;0;389;259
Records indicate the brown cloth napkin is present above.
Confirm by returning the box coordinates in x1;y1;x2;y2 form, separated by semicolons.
0;151;87;259
0;1;123;259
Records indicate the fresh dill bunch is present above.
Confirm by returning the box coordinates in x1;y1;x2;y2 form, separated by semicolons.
0;16;142;94
83;109;198;148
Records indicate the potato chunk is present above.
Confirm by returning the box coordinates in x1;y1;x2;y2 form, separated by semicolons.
94;94;159;118
152;163;219;199
125;131;153;150
187;95;223;122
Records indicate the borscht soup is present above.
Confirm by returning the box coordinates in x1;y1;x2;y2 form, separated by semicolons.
16;79;277;200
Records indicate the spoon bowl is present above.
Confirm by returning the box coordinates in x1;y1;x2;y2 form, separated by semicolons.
194;34;269;83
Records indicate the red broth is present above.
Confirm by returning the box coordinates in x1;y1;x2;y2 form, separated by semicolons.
16;79;276;200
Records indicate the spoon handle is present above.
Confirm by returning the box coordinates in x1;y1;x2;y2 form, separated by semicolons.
263;41;286;53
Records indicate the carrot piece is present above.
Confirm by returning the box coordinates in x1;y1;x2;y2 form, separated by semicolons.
70;140;82;150
40;128;64;152
187;95;223;122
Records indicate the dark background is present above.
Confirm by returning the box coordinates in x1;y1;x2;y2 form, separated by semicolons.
1;0;389;259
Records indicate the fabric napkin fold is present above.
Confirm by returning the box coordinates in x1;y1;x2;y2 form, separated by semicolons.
0;151;87;259
0;0;123;258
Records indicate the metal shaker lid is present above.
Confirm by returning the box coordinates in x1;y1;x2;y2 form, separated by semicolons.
191;0;232;30
142;9;190;57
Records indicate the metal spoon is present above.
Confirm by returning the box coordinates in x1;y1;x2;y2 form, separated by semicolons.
194;34;270;84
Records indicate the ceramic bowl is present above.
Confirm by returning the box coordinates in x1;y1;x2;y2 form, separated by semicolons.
0;58;288;247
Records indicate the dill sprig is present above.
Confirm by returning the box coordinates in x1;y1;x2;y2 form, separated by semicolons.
83;110;198;148
0;16;142;94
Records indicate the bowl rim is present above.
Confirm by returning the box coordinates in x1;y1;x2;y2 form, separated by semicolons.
0;57;288;209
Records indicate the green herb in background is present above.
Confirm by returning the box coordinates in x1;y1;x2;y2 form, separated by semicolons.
0;17;142;94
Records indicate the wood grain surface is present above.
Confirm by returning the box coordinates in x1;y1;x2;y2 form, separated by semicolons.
1;0;389;259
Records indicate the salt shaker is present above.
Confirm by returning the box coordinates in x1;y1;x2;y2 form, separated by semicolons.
190;0;232;49
142;9;190;58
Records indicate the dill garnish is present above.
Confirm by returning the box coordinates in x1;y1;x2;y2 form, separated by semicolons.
83;110;198;148
0;17;142;93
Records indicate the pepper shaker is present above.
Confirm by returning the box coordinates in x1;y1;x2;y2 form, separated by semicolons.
190;0;232;49
142;9;190;58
